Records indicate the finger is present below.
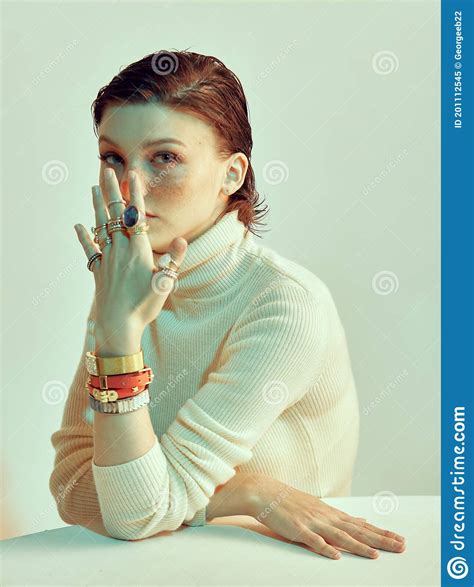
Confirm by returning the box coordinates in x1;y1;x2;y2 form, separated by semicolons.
298;529;341;560
361;520;406;543
321;502;358;521
92;185;109;244
128;171;149;248
335;520;405;553
321;526;379;559
326;505;373;529
103;167;127;243
167;236;188;267
75;224;101;273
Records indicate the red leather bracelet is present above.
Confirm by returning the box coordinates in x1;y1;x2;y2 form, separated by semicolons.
87;366;154;391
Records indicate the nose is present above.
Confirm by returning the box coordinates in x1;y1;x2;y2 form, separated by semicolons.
119;169;149;204
119;169;139;204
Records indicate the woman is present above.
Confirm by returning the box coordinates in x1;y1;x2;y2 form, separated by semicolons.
49;49;406;560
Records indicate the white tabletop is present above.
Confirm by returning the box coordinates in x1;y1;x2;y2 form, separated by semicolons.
1;496;439;586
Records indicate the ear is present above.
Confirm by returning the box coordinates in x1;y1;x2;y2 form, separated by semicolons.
223;152;249;196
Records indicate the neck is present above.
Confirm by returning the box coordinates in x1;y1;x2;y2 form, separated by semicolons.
152;210;253;301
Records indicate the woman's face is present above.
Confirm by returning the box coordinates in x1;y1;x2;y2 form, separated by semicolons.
97;102;247;254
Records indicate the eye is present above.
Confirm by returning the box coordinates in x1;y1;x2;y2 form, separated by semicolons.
98;151;179;166
98;152;123;166
152;152;179;165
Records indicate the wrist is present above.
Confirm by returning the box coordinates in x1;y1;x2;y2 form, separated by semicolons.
242;473;265;519
207;472;261;521
94;323;143;358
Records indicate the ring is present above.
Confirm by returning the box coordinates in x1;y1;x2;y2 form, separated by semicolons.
157;252;179;279
91;223;108;243
130;224;150;236
159;267;179;280
107;218;127;235
158;253;179;272
91;223;107;235
98;236;113;250
121;205;146;232
107;198;126;208
87;252;102;272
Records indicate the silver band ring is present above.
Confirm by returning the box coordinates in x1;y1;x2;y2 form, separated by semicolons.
159;267;179;280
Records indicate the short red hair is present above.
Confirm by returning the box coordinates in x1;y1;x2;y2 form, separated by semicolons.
91;49;269;238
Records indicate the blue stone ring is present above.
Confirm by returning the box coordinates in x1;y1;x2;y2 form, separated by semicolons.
121;205;147;233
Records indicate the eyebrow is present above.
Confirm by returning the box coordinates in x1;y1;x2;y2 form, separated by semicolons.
98;135;187;148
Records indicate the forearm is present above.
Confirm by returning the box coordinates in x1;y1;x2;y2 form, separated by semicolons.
92;326;259;524
93;325;155;467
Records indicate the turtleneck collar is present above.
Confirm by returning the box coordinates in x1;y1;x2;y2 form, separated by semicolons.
152;210;252;301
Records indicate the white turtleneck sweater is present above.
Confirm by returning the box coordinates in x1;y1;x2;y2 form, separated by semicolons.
49;209;360;540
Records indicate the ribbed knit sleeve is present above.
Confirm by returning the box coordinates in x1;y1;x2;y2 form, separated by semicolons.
49;298;110;535
90;282;330;540
49;297;205;535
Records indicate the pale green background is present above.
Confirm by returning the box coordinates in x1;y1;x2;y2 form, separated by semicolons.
1;0;440;540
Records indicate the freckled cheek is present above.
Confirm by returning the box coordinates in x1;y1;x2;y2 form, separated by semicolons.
146;182;186;209
148;170;195;206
